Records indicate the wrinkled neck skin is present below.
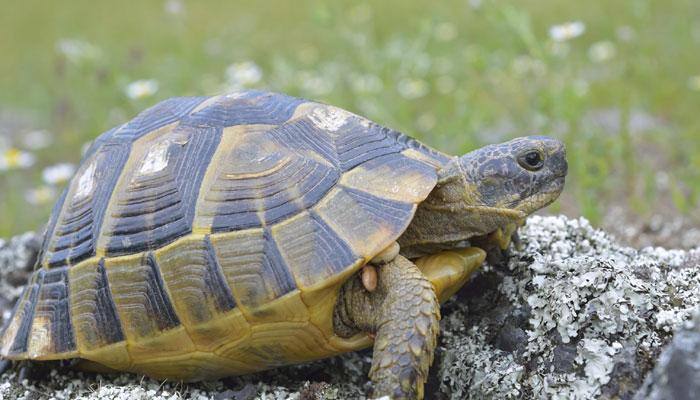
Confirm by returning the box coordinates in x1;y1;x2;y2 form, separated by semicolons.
398;157;523;259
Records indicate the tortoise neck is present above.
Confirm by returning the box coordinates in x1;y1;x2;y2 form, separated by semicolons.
397;158;510;258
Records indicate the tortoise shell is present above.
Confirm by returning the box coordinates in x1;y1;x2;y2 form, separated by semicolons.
0;90;450;380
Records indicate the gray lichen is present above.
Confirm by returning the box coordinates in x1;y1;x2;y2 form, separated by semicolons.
634;308;700;400
0;216;698;399
436;216;700;400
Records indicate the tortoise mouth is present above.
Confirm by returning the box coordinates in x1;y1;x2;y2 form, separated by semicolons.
514;176;566;215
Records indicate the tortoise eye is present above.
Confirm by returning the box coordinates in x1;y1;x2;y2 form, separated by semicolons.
518;150;545;171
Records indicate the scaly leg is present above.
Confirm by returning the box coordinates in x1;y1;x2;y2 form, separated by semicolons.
334;255;439;399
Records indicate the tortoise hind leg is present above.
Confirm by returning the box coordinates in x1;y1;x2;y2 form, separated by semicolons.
334;255;439;399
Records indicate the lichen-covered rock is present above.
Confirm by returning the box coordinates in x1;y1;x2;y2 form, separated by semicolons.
0;232;40;326
634;308;700;400
436;216;700;400
0;216;698;399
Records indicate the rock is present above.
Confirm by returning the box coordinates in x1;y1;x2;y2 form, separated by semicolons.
634;310;700;400
0;216;699;399
0;232;40;327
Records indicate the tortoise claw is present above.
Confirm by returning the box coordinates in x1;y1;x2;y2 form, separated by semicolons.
17;361;31;382
511;230;523;251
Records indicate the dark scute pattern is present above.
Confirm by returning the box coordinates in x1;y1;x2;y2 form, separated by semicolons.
81;126;119;161
208;155;340;233
185;91;304;127
93;259;125;345
334;122;406;171
275;212;358;285
203;236;238;312
143;253;181;332
269;117;407;172
210;209;261;232
343;187;415;228
33;267;76;353
36;188;68;268
111;96;209;142
269;119;341;168
386;129;452;166
262;160;339;225
46;143;130;268
309;212;358;275
262;228;298;297
8;273;41;354
105;125;221;255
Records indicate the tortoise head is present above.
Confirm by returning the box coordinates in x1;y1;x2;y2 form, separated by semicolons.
456;135;567;218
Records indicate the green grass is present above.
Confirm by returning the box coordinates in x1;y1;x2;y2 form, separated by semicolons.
0;0;698;236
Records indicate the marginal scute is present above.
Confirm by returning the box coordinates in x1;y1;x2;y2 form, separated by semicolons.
183;308;250;353
26;267;76;359
0;274;41;357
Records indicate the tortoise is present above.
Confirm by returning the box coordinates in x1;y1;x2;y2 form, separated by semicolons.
0;90;567;399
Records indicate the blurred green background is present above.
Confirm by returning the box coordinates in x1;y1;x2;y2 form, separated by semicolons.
0;0;699;237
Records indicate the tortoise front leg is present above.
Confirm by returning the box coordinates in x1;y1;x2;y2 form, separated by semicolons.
414;247;486;304
334;255;439;399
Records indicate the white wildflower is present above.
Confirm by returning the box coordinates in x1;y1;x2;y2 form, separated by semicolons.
548;21;586;42
226;61;263;89
125;79;159;100
25;186;56;205
588;41;616;63
55;38;101;63
468;0;482;9
397;78;429;99
164;0;185;15
687;75;700;91
434;22;458;41
42;163;76;185
0;148;35;170
21;129;53;150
